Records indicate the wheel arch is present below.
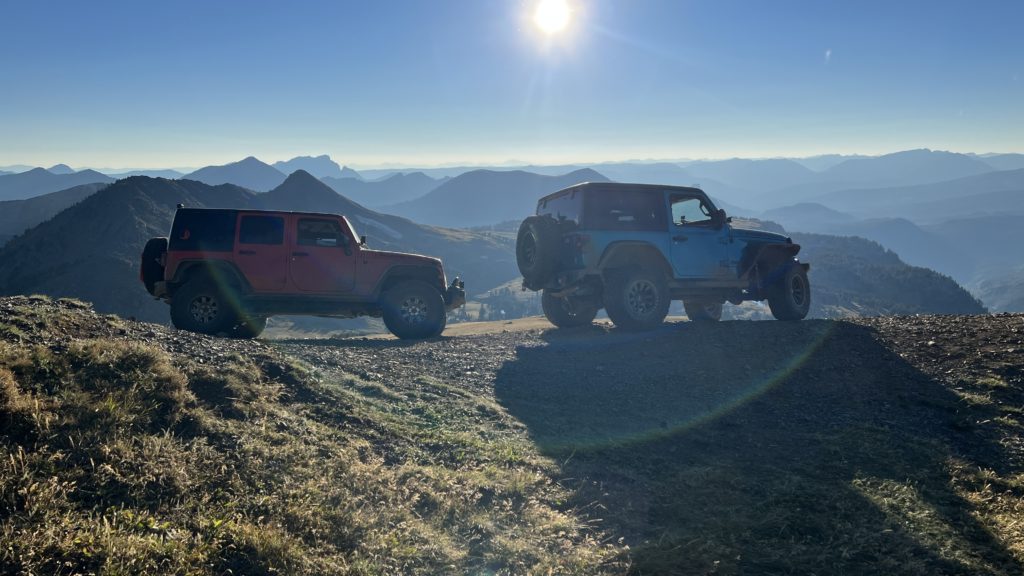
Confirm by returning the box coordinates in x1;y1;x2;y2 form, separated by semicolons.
375;265;444;299
598;242;673;279
737;243;804;301
169;259;251;295
742;243;801;278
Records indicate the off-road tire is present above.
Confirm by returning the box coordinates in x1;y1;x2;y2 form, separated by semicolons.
603;269;670;330
768;265;811;321
516;216;561;287
684;300;723;322
170;279;235;335
228;314;267;339
381;280;447;340
141;237;168;295
542;290;599;328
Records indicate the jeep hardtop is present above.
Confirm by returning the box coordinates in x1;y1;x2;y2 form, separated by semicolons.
141;207;465;339
516;182;810;329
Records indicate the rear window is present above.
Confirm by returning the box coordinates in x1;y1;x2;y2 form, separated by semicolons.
538;190;582;228
168;210;236;252
583;190;667;231
239;215;285;245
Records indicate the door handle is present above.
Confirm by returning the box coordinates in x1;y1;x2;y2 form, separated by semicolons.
292;252;309;257
238;250;256;255
673;235;688;242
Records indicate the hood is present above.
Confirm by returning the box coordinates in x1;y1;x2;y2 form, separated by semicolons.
361;248;443;268
730;227;793;245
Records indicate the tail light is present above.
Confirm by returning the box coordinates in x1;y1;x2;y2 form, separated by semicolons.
571;234;591;251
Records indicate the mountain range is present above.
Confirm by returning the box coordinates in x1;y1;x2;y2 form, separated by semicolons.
321;171;447;208
272;155;349;180
183;156;287;191
0;167;113;201
3;148;1023;311
386;168;609;227
0;183;110;247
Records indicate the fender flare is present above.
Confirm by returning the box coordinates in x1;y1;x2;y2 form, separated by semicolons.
741;243;803;293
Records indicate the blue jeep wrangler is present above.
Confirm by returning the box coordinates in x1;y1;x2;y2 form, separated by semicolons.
516;182;810;329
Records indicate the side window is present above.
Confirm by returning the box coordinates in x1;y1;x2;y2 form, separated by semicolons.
671;196;713;226
583;190;667;231
239;215;284;245
297;218;347;247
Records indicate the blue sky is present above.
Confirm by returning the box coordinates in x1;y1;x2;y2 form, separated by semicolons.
1;0;1021;169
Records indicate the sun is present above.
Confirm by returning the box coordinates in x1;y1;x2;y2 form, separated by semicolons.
534;0;571;35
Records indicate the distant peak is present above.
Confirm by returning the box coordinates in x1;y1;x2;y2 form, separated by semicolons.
47;163;75;174
284;169;318;182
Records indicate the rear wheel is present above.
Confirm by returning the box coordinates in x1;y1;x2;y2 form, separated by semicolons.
603;269;670;330
170;279;235;335
381;280;447;339
768;265;811;321
684;300;723;322
542;290;599;328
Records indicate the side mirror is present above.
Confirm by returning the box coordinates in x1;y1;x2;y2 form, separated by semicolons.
713;209;731;228
360;235;367;246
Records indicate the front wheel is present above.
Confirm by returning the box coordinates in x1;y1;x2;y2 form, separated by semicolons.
767;265;811;321
603;269;670;331
684;300;723;322
542;290;599;328
381;280;447;339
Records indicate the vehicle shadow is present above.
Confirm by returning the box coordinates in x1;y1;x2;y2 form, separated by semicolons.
493;320;1022;575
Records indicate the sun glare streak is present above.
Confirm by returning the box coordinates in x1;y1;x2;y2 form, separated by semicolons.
534;0;571;35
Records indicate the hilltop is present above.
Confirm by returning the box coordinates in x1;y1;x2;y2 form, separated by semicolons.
2;296;1024;574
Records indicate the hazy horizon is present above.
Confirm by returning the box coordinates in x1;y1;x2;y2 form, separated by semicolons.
4;146;1023;175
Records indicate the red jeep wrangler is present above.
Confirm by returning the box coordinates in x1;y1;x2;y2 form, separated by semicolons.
140;208;465;339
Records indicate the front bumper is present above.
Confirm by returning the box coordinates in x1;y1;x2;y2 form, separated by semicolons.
444;278;466;310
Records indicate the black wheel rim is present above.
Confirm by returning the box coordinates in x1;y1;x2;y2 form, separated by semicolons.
189;295;219;325
626;279;658;317
399;296;428;325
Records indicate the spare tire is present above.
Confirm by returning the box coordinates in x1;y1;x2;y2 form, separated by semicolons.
141;237;168;295
516;216;561;287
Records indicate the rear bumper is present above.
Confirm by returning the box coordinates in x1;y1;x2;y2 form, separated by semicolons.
444;278;466;310
152;281;169;300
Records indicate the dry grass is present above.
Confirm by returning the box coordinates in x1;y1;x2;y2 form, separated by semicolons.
0;300;617;575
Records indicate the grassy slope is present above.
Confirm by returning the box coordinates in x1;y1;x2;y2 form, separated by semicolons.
0;297;615;575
